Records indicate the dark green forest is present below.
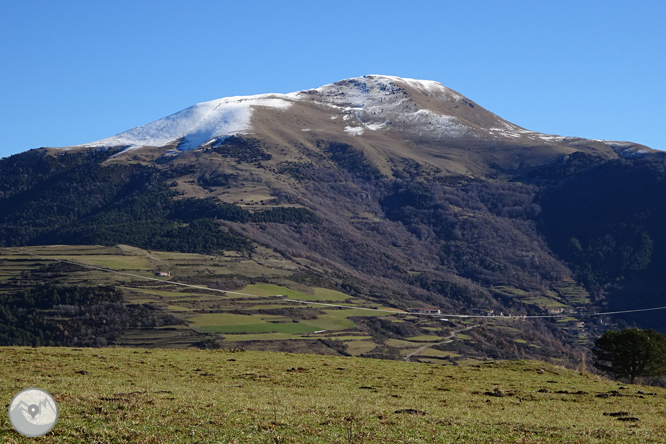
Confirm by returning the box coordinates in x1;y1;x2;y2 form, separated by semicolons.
538;153;666;331
0;284;180;347
0;148;318;254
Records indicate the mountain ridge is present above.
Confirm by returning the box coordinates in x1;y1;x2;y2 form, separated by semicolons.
60;75;653;177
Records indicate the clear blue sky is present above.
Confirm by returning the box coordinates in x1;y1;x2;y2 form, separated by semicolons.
1;0;664;158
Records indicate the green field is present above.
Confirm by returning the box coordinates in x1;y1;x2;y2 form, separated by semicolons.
57;255;154;270
166;305;192;312
2;347;665;443
325;336;373;341
524;296;567;308
188;312;326;334
240;283;354;302
0;245;401;348
406;335;444;342
491;285;529;296
202;323;320;334
415;348;460;358
217;333;310;341
121;287;197;298
345;341;379;355
187;306;395;337
492;285;572;310
558;283;592;305
312;287;354;301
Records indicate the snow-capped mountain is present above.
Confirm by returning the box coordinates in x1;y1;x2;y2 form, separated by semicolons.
3;75;665;356
84;75;486;151
63;75;653;177
79;76;648;154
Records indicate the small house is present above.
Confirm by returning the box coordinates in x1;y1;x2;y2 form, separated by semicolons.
155;271;171;277
411;309;441;315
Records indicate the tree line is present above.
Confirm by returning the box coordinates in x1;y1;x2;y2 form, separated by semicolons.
0;284;181;347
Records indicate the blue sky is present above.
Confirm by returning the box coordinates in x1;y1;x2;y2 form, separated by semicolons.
1;1;665;158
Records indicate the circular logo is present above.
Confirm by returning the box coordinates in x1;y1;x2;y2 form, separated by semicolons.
8;388;59;437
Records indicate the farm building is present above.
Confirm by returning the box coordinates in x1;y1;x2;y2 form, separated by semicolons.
411;309;441;315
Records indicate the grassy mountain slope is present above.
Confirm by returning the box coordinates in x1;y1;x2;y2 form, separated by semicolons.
2;347;665;443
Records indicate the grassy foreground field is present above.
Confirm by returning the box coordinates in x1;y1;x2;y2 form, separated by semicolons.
1;348;665;443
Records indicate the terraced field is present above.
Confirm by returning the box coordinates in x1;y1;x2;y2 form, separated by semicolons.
0;245;597;364
0;246;467;358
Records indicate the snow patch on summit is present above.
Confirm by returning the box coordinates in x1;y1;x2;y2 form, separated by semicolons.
75;75;483;151
375;75;463;100
308;75;470;138
84;94;296;151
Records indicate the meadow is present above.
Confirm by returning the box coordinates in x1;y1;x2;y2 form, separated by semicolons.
1;347;665;443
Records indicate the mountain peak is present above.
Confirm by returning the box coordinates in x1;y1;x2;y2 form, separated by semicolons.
76;75;471;152
72;75;652;168
322;75;462;99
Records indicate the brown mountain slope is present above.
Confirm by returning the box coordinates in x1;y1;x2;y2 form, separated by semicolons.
63;75;652;179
